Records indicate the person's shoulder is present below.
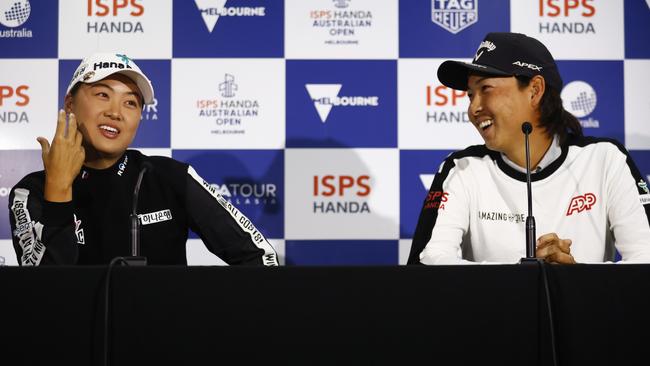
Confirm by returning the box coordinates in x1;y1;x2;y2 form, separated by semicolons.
129;150;188;172
565;135;629;156
445;144;497;163
11;170;45;192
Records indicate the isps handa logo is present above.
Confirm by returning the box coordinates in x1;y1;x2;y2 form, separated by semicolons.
538;0;596;34
86;0;144;34
195;73;260;135
561;80;599;128
0;84;30;123
305;84;378;123
195;0;266;33
425;84;468;124
423;190;448;210
313;175;371;214
0;0;33;38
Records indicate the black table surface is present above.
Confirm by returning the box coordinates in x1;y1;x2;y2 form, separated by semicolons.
1;264;649;365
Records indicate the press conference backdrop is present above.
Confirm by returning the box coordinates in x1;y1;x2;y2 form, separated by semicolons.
0;0;649;266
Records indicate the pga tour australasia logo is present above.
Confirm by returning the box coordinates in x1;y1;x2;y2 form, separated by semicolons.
194;0;265;33
561;81;599;128
431;0;478;34
0;0;32;38
305;84;379;123
0;0;29;27
210;181;278;207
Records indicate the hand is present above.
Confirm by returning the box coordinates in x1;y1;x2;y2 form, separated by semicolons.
535;233;576;264
38;110;85;202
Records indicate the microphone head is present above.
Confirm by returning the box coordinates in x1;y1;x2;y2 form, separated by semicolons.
521;122;533;134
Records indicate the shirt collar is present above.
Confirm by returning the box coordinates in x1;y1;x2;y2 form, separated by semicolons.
501;135;561;174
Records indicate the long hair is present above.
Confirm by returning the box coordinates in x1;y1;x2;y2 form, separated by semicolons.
516;75;583;143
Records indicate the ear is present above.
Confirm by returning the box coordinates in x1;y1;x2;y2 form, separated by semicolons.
529;75;546;108
64;93;73;114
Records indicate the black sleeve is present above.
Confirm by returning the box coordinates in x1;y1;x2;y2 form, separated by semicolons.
184;167;279;266
8;177;78;265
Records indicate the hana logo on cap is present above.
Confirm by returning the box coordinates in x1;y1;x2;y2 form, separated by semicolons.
66;52;155;105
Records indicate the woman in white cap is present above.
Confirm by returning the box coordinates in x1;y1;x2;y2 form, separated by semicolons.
9;53;278;266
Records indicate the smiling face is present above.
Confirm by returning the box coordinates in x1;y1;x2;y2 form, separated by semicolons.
466;74;539;158
65;74;143;169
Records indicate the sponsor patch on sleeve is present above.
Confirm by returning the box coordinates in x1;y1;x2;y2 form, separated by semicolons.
640;194;650;206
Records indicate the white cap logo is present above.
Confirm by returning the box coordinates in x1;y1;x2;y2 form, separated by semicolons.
561;81;597;118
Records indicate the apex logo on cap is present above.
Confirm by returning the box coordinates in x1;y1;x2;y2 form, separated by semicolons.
512;61;542;71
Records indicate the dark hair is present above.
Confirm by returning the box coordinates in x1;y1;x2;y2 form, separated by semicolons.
68;82;82;97
516;75;582;143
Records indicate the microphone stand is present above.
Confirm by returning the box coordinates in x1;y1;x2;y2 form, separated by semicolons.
520;122;537;264
517;125;559;366
122;164;149;266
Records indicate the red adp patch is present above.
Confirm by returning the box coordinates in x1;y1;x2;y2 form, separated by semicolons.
566;193;597;216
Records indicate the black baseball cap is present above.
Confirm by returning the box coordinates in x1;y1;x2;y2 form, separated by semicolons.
437;32;563;91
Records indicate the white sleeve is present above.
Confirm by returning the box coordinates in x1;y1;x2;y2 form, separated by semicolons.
606;150;650;263
419;164;475;265
606;147;650;263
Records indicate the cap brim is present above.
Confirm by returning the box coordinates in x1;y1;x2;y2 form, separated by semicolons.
437;60;512;90
117;70;154;105
66;68;155;105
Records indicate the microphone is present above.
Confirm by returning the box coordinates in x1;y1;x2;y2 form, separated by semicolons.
124;161;152;266
521;122;537;261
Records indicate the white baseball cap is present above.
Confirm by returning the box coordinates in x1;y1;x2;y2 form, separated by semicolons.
66;52;154;105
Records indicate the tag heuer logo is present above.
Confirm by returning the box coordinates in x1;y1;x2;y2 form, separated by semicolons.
431;0;479;34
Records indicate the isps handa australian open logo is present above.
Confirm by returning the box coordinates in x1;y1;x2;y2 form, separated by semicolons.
195;73;261;135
